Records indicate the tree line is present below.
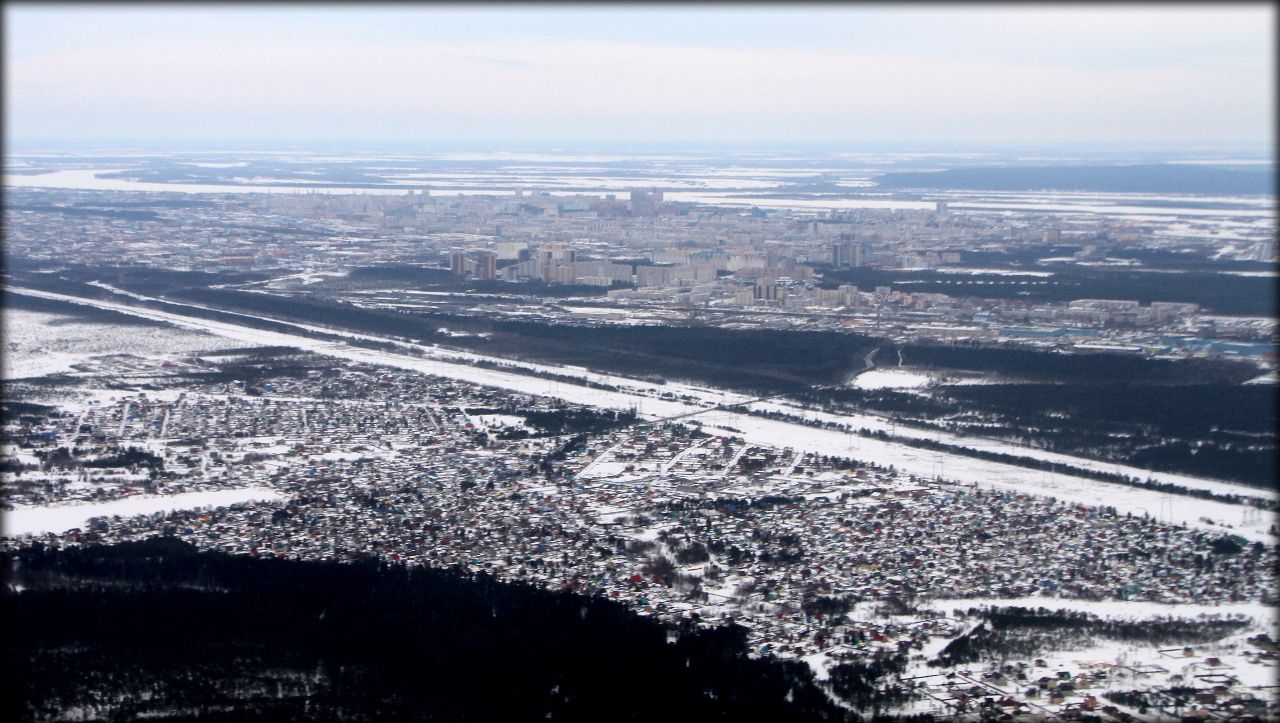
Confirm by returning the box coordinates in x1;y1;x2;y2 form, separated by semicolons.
4;538;857;722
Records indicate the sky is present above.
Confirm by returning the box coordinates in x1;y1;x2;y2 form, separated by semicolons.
3;3;1275;150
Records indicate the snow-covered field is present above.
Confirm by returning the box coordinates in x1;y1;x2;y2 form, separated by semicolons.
851;369;933;390
3;486;284;537
923;596;1277;627
3;307;249;379
7;286;1277;543
912;596;1280;695
470;413;531;432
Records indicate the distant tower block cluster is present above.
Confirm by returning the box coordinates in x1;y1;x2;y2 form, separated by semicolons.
449;248;499;280
830;237;867;268
536;243;577;282
629;188;663;217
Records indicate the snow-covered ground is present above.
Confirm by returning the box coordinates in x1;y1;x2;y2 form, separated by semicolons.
3;308;248;379
787;594;1280;717
470;414;531;432
929;268;1056;277
922;596;1277;626
7;286;1277;543
3;486;283;537
914;596;1279;705
850;369;933;390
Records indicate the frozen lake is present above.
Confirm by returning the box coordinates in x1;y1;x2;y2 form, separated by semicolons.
9;166;1272;227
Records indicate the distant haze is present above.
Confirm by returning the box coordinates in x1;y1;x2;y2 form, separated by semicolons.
3;5;1275;150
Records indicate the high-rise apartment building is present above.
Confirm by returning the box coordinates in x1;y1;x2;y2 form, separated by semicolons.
450;249;468;277
476;250;497;280
537;244;576;282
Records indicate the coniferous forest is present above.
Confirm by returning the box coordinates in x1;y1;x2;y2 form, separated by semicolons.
3;538;857;722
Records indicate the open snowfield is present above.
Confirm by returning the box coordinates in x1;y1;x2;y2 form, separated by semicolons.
470;413;531;432
3;486;284;537
7;286;1277;543
850;369;934;391
922;596;1278;629
3;307;250;379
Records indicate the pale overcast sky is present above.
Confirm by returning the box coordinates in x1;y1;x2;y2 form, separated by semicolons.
4;4;1275;149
